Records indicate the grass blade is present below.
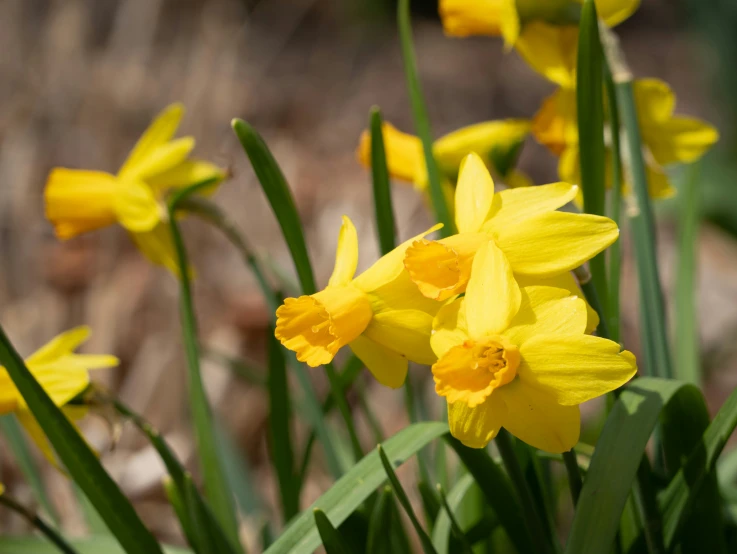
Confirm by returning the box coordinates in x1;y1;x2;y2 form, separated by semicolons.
0;415;58;524
267;329;299;521
397;0;454;236
431;474;474;554
169;180;243;552
435;484;473;554
264;422;448;554
369;107;396;255
0;538;188;554
675;161;702;385
0;326;163;554
378;445;437;554
565;378;692;554
446;437;535;554
563;450;583;506
576;0;609;321
366;486;411;554
313;509;352;554
0;493;77;554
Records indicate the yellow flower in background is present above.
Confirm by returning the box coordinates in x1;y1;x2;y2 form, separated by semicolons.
0;327;118;461
440;0;640;86
276;217;443;388
431;239;636;451
403;153;618;302
45;104;225;275
533;79;719;199
356;119;532;196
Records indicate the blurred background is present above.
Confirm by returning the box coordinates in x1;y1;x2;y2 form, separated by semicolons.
1;0;736;549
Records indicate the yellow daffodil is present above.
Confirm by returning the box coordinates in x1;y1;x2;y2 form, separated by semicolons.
45;104;224;274
440;0;639;86
533;79;719;199
0;327;118;461
431;239;636;451
275;217;444;388
402;152;618;302
356;119;532;195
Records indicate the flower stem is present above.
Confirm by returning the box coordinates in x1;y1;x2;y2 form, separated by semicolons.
495;429;555;554
0;494;79;554
562;450;583;506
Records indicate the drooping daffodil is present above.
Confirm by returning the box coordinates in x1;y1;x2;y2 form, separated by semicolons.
357;119;533;199
402;152;618;303
275;217;443;388
45;104;225;275
0;327;118;461
431;239;637;451
439;0;640;86
532;79;719;199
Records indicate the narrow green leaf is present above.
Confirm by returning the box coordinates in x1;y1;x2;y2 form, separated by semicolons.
378;445;438;554
660;385;725;553
265;422;448;554
446;437;535;554
435;484;473;554
513;438;557;543
369;107;396;255
0;537;189;554
432;474;474;554
168;179;244;552
163;478;200;552
614;80;673;379
214;421;265;517
565;378;692;554
417;480;441;530
231;118;316;295
0;326;163;554
396;0;454;236
267;329;299;521
0;415;58;524
576;0;609;322
0;493;77;554
314;509;352;554
661;384;737;549
72;484;108;536
675;162;702;386
563;450;583;506
367;486;411;554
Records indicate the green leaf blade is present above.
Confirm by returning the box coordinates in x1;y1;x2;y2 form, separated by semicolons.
369;107;397;256
314;509;352;554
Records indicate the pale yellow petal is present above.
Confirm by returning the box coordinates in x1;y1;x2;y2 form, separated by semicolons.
531;88;578;154
356;122;424;184
113;180;162;233
349;335;408;389
118;103;184;178
447;396;507;449
363;309;437;366
328;216;359;287
431;297;470;359
643;163;676;200
504;290;587;345
454;153;496;234
120;138;195;181
147;160;225;195
466;240;520;338
497;379;580;453
494;211;619;278
644;117;719;167
515;23;579;87
44;169;119;239
484;182;578;233
633;78;675;125
130;222;182;276
26;327;91;366
594;0;640;27
519;335;637;405
439;0;505;36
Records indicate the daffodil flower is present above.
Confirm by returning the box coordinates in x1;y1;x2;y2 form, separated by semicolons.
275;217;444;388
440;0;639;86
533;79;719;199
356;119;532;198
45;104;224;275
0;327;118;462
402;152;618;302
431;239;636;451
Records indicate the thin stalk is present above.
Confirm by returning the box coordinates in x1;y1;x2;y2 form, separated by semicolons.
0;494;78;554
325;361;364;462
562;451;583;506
436;484;474;554
495;429;555;554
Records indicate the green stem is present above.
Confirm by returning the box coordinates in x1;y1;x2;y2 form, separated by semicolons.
436;484;474;553
495;429;555;554
325;362;364;462
562;450;583;506
0;494;79;554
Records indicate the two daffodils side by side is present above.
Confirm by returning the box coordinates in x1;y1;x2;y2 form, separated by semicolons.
275;152;635;452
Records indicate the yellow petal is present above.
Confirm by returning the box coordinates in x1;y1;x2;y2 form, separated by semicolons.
439;0;506;36
118;103;185;178
0;371;19;413
120;137;195;181
113;180;162;233
494;211;619;277
363;309;436;366
594;0;640;27
130;222;181;275
349;335;408;389
431;297;470;359
26;326;91;366
17;406;92;469
466;240;520;337
504;289;587;345
519;335;637;405
483;181;578;233
356;122;424;185
454;153;496;233
328;216;359;287
644;163;676;200
499;0;521;47
497;379;580;453
447;396;507;448
515;23;579;87
44;169;119;239
147;160;225;195
633;78;675;125
644;116;719;167
531;87;578;154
